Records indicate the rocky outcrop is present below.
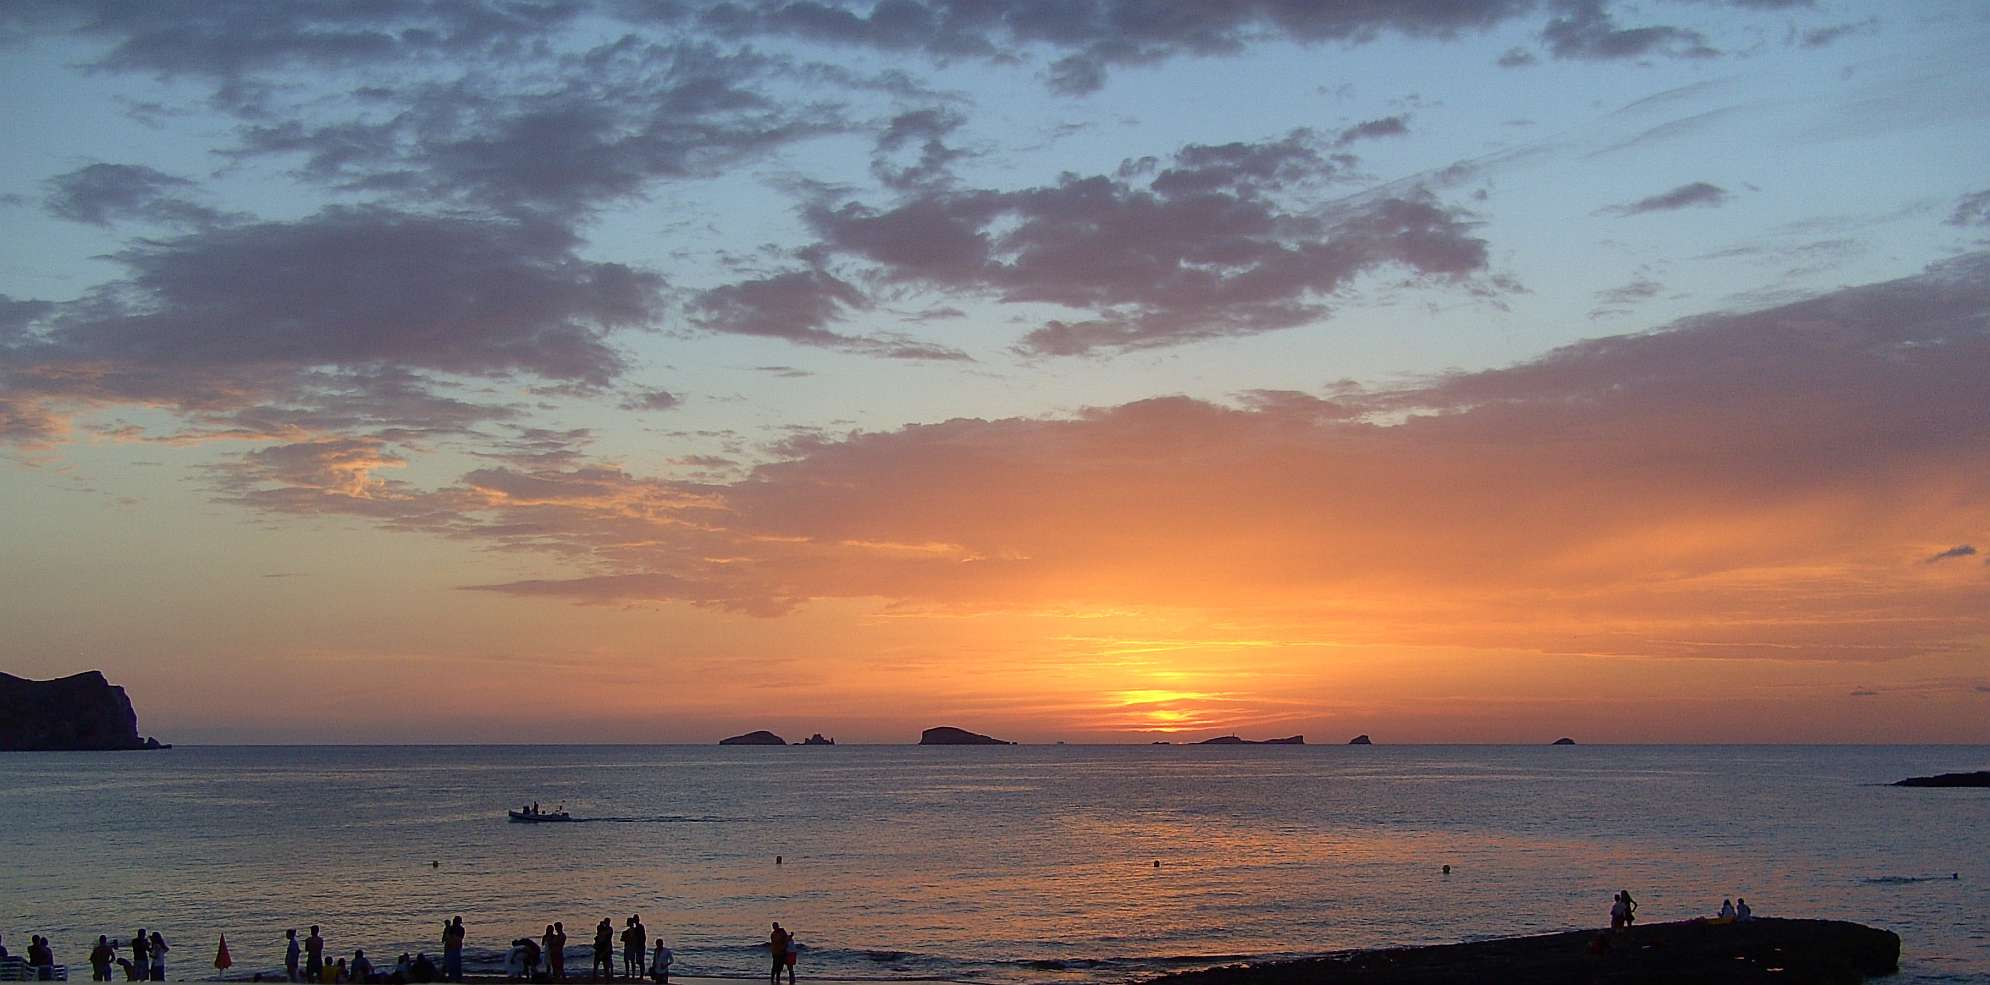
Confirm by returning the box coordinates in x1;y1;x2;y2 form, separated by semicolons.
719;730;787;745
919;725;1014;745
1893;770;1990;787
1347;734;1373;745
0;671;166;751
1144;918;1899;985
800;733;835;746
1197;735;1305;745
1552;737;1576;745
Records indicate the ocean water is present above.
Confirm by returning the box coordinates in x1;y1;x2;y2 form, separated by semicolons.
1;745;1985;983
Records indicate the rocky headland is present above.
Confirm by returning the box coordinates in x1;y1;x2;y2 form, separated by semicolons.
1552;737;1577;745
1143;918;1898;985
1892;770;1990;787
919;725;1015;745
1347;734;1373;745
800;733;835;746
718;730;787;745
1197;735;1304;745
0;671;167;751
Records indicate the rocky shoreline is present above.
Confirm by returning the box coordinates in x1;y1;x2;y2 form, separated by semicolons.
1143;918;1899;985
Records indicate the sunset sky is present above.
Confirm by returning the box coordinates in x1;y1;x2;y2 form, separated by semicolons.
3;0;1987;744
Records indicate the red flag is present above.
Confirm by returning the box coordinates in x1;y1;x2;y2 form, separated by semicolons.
215;935;233;971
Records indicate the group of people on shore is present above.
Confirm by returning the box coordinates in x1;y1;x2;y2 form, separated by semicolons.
267;917;681;985
258;916;790;985
1608;890;1638;929
81;931;170;981
5;916;805;985
1607;890;1760;930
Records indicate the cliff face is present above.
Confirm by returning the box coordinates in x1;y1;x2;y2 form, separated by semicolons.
0;671;161;751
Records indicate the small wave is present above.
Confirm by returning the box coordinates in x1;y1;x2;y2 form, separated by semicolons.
566;814;739;823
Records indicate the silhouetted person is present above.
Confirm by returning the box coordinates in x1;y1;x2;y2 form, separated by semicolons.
411;953;439;984
781;933;798;985
287;930;302;982
28;935;54;972
767;924;789;985
1620;890;1638;926
591;920;614;982
620;917;645;980
1736;897;1752;921
90;937;115;982
305;927;325;982
548;922;567;982
147;932;168;981
443;918;465;983
648;941;671;985
1609;892;1627;929
129;932;148;978
352;950;373;984
1719;898;1736;920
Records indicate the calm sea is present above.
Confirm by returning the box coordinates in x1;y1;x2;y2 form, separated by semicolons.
1;745;1985;983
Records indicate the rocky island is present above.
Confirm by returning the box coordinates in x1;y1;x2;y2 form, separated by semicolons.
1197;735;1304;745
0;671;167;751
800;733;835;746
919;725;1015;745
1144;918;1898;985
1347;734;1373;745
718;730;787;745
1552;737;1576;745
1893;770;1990;787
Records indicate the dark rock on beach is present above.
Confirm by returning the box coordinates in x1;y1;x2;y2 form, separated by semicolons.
1893;770;1990;787
1348;734;1373;745
719;730;787;745
1197;735;1305;745
1144;918;1899;985
919;725;1015;745
1553;737;1577;745
0;671;167;751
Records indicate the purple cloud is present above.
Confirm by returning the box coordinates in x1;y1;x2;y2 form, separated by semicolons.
1334;116;1411;147
1950;190;1990;228
43;163;227;228
1924;545;1977;563
1602;181;1730;216
621;389;684;413
1542;0;1718;61
11;207;659;385
782;132;1490;356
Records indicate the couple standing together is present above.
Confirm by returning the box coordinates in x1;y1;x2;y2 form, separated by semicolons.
767;923;798;984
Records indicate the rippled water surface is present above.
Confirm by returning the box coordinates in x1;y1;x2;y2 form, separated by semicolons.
2;745;1985;982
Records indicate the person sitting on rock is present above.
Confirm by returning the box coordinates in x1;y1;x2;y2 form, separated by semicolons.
1719;898;1736;920
1735;898;1752;921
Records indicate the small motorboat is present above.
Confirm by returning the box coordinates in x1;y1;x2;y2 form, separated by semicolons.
508;808;573;823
